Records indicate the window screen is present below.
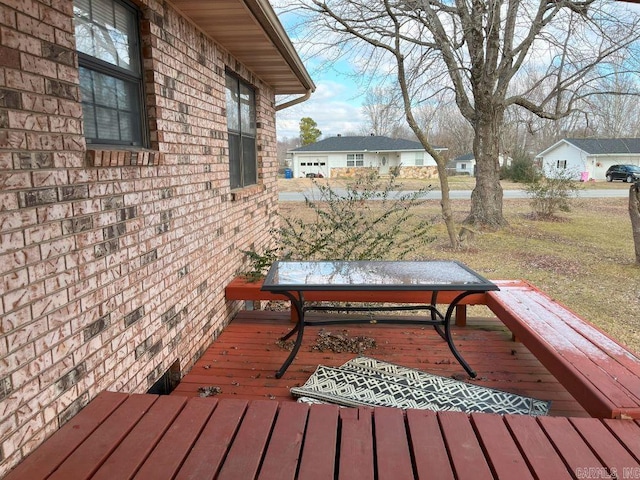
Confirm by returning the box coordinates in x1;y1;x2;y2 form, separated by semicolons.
226;73;257;189
74;0;145;146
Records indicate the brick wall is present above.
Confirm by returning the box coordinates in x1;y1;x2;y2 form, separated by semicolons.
0;0;280;474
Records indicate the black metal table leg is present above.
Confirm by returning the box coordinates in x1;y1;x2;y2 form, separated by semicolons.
443;291;478;378
276;291;305;379
430;291;447;340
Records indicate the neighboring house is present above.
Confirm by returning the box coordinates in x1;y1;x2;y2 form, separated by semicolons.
452;153;476;176
0;0;313;475
536;138;640;181
289;135;447;178
449;153;512;176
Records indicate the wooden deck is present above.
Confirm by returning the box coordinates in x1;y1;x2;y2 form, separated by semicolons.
6;310;640;479
173;310;589;417
5;391;639;480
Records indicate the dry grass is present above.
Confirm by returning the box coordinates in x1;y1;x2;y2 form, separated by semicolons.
278;176;631;192
277;194;640;354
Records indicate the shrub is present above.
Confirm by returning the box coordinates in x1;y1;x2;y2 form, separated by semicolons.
240;248;279;281
275;171;434;260
526;170;582;219
502;152;540;183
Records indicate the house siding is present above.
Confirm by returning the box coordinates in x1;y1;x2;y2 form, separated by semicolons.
539;140;640;180
0;0;279;475
540;142;587;179
292;149;438;178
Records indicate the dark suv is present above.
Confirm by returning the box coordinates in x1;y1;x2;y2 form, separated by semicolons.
605;164;640;183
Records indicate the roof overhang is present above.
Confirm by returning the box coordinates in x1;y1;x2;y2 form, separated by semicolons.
167;0;315;96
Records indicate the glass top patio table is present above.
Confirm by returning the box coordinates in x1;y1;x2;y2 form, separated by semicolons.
262;260;498;292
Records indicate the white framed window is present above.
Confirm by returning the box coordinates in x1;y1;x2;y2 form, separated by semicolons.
74;0;146;146
226;72;257;189
415;152;424;166
347;153;364;166
557;160;567;169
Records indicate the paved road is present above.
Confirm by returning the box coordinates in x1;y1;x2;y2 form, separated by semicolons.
279;187;630;202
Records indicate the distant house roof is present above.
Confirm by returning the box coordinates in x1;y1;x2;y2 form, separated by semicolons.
541;138;640;156
291;135;445;153
454;153;475;162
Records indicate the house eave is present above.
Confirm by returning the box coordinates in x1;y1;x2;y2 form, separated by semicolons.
167;0;315;95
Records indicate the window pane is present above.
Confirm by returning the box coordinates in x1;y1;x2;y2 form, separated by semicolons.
96;106;120;140
82;103;97;139
242;136;256;186
74;0;139;73
93;72;118;107
240;83;255;135
229;133;241;189
226;72;257;189
79;66;142;144
226;75;240;132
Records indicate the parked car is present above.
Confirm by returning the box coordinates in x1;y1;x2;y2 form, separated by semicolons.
605;164;640;183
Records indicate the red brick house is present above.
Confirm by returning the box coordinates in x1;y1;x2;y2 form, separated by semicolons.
0;0;313;474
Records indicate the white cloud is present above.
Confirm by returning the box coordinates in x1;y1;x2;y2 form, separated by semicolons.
276;79;367;140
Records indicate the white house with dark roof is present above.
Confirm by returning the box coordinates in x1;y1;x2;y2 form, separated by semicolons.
537;138;640;181
289;135;447;178
448;153;512;177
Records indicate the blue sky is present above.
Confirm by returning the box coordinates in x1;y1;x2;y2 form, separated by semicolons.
275;62;368;141
274;9;369;141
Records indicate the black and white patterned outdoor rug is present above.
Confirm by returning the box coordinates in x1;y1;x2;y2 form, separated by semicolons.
291;356;551;415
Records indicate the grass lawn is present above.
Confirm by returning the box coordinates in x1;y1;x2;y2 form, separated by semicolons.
277;183;640;355
278;176;632;191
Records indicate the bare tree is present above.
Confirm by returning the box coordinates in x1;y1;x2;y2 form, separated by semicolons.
587;65;640;137
361;86;403;136
289;0;640;235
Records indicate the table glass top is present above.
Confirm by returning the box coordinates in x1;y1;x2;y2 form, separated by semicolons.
262;260;497;291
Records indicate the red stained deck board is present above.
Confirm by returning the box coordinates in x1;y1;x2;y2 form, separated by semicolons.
3;391;128;480
470;413;534;480
133;397;217;479
520;288;640;402
92;395;188;480
438;411;494;480
537;416;606;471
569;417;640;472
338;408;375;480
297;404;340;480
175;399;249;480
503;415;573;480
258;402;310;480
488;286;640;416
8;393;640;480
216;400;279;480
602;419;640;462
171;311;590;418
373;408;415;480
405;410;455;480
48;394;159;480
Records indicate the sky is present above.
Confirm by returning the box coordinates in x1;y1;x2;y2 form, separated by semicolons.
274;9;369;142
275;62;368;142
275;76;366;142
273;2;640;143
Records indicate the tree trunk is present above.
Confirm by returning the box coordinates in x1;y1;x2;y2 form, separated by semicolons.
464;110;508;229
629;181;640;264
434;159;460;250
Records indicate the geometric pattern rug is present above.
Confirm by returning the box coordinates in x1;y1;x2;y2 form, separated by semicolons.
291;356;551;415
